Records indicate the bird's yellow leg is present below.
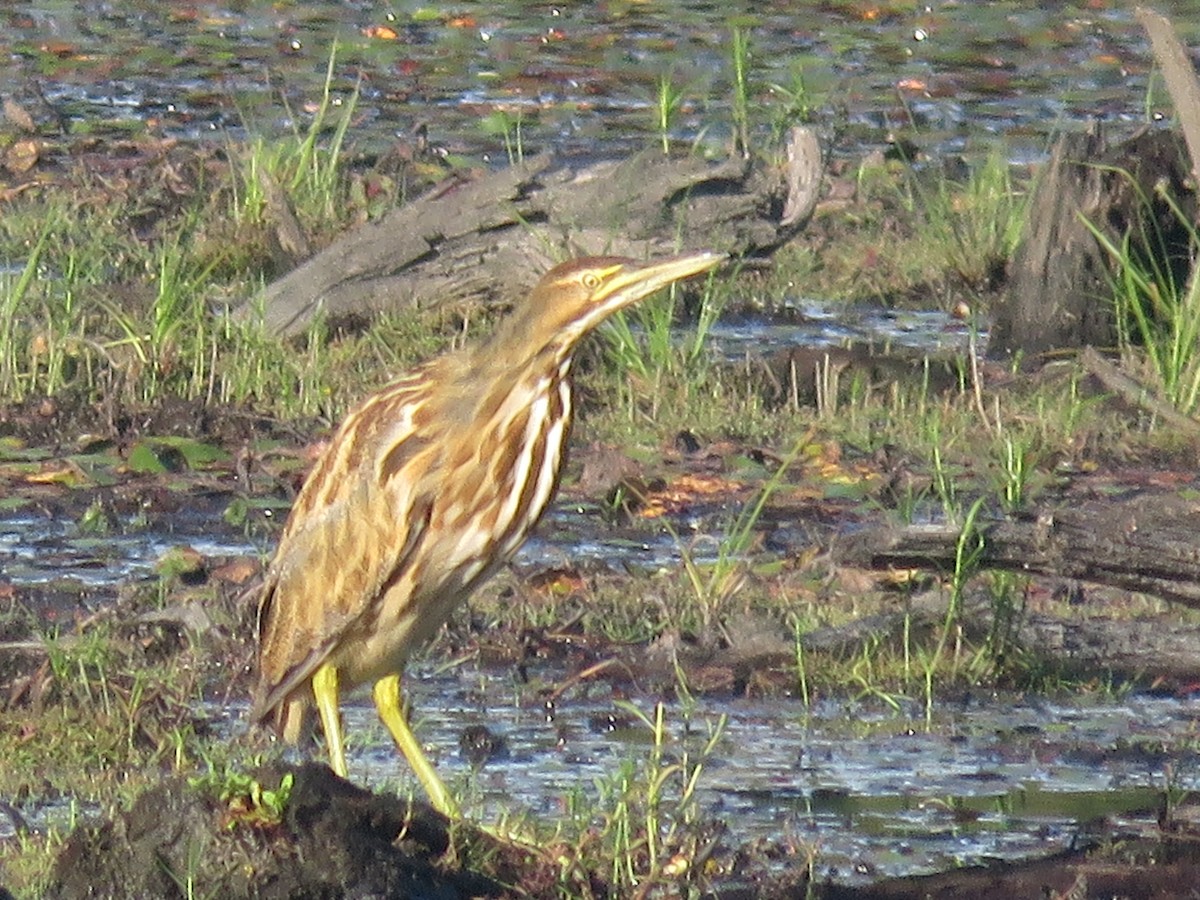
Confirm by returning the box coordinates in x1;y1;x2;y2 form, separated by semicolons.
312;663;347;778
375;676;557;853
373;674;461;819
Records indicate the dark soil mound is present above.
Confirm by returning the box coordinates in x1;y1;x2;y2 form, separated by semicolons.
45;763;509;900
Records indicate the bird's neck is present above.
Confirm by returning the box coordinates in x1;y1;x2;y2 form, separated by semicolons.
446;338;577;426
468;326;578;384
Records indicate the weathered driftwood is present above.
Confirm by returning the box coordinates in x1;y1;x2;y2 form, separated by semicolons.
1138;7;1200;183
1138;7;1200;318
1078;346;1200;437
799;586;1200;680
836;491;1200;610
246;127;823;337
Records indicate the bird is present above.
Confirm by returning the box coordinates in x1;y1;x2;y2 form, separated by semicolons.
250;250;725;818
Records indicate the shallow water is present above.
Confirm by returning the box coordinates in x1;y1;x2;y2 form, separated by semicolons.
225;665;1200;883
6;489;1200;880
4;1;1196;163
708;304;980;361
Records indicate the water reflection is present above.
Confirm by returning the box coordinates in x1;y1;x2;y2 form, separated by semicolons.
707;304;982;361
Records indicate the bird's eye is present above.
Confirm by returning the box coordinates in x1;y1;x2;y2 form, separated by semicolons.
581;272;602;290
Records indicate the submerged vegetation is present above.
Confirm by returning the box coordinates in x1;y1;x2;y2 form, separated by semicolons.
3;16;1200;900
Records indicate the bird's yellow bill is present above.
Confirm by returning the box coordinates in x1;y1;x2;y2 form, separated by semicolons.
594;251;726;305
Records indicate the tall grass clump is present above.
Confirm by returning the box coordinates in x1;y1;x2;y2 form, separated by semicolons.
655;71;686;155
0;225;51;399
1084;170;1200;415
602;269;726;422
231;43;360;234
903;148;1029;290
0;42;389;417
728;25;752;157
480;108;525;165
765;63;817;144
99;225;225;404
0;204;179;404
665;431;810;644
569;702;726;894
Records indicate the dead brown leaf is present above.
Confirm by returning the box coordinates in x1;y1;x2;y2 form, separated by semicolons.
638;473;746;518
210;556;260;585
4;139;39;174
3;96;35;132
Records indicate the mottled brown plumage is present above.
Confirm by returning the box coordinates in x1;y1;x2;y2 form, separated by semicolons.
250;251;724;814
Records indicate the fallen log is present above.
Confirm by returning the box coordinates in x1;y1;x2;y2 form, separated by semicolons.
244;127;823;336
835;489;1200;610
800;582;1200;681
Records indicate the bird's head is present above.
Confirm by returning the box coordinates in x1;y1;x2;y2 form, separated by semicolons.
506;251;726;357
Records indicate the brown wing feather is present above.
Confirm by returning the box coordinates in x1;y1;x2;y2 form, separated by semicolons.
250;365;445;724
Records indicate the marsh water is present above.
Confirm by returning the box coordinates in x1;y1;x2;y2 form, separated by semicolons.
6;0;1200;885
4;0;1197;164
356;674;1200;883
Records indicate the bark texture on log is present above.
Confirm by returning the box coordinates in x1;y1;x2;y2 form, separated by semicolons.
989;127;1114;360
246;128;823;337
991;12;1200;362
836;490;1200;609
799;586;1200;680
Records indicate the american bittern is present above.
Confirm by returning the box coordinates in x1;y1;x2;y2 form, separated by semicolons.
250;251;724;817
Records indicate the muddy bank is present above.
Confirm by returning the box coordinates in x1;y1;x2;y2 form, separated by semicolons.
44;763;518;900
40;760;1200;899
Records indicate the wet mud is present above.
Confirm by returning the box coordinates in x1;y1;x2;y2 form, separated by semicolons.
45;763;514;900
41;761;1200;899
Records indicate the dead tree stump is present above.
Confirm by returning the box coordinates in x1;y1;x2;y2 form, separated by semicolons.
989;126;1195;362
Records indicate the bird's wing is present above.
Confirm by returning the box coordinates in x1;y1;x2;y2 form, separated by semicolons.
250;367;444;722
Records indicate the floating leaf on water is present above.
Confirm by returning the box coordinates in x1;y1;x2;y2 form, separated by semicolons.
3;96;36;132
0;437;53;463
224;495;289;528
27;459;90;487
38;41;78;58
4;139;39;173
210;556;259;585
126;442;167;475
528;567;586;597
153;436;231;469
127;437;229;475
64;453;120;487
155;545;206;580
363;24;399;40
74;434;115;454
639;473;746;518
